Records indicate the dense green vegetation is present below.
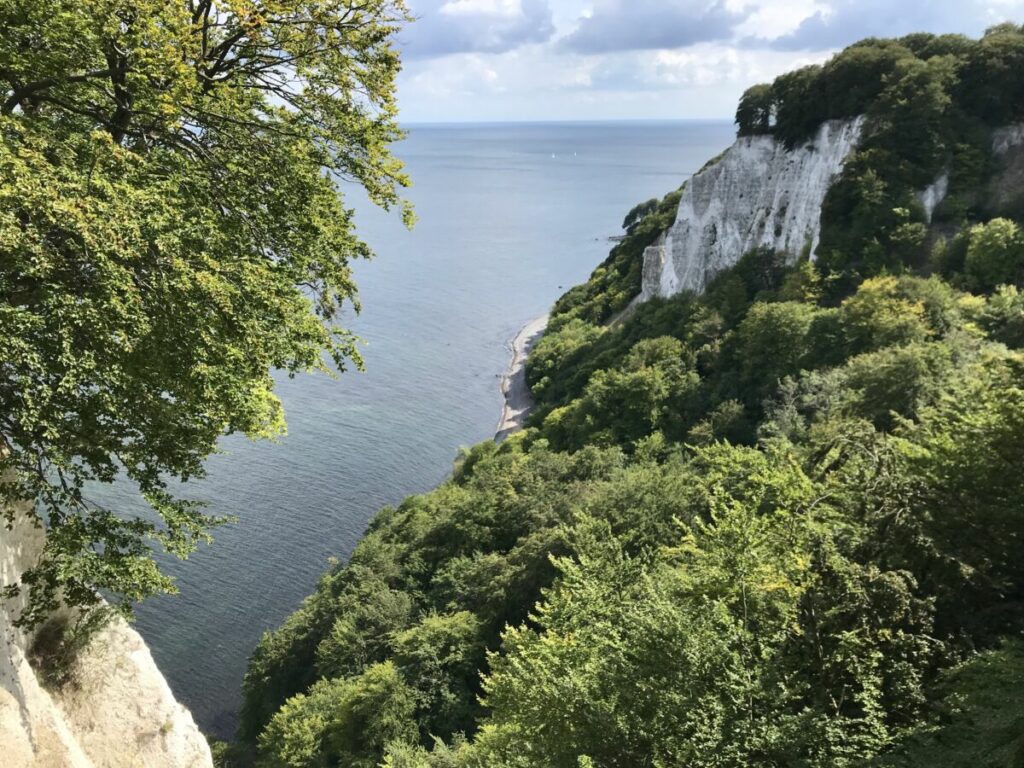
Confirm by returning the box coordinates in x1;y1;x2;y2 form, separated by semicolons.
0;0;410;626
228;31;1024;768
735;25;1024;291
237;254;1024;767
735;27;1024;144
233;26;1024;759
550;188;684;325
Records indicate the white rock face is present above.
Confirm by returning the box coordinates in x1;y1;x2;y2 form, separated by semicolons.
917;173;949;224
640;117;865;299
992;124;1024;156
1;499;212;768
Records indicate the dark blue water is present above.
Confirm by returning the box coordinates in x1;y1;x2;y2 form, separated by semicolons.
128;121;735;738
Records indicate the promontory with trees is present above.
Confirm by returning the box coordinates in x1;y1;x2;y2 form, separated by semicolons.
229;25;1024;768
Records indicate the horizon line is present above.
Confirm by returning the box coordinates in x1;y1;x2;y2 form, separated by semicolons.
400;117;736;127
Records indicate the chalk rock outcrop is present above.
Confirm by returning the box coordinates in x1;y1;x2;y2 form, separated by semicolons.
1;499;212;768
989;124;1024;215
640;119;1024;302
641;117;865;299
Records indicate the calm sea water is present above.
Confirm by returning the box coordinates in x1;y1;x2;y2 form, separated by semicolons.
126;121;735;738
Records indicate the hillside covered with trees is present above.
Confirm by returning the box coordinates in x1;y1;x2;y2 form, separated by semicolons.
230;25;1024;768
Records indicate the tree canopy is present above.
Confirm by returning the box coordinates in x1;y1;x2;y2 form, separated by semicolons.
733;26;1024;144
239;254;1024;767
234;29;1024;768
0;0;411;625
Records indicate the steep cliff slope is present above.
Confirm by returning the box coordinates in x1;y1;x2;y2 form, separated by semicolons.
640;118;1024;302
989;124;1024;214
640;117;865;299
1;501;212;768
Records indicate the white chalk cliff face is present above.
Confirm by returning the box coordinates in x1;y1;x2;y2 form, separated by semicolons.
992;124;1024;156
641;117;866;299
1;499;212;768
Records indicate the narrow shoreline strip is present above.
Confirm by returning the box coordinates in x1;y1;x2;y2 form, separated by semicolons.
495;314;549;441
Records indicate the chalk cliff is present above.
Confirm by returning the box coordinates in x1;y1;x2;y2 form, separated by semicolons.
640;119;1024;302
640;117;865;299
0;498;212;768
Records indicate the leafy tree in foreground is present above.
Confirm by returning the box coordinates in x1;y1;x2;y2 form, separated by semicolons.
0;0;411;626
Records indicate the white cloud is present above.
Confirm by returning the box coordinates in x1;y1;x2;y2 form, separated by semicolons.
439;0;523;17
764;0;1024;49
393;0;1024;121
560;0;741;53
397;43;834;121
731;0;826;40
586;44;833;91
402;0;555;57
402;54;505;100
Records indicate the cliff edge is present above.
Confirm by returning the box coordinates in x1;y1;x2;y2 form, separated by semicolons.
1;497;212;768
640;118;1024;304
641;117;865;299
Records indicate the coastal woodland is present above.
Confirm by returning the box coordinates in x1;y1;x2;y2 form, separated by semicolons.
2;5;1024;767
233;26;1024;768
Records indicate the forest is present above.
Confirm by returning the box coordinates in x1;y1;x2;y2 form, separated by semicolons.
227;26;1024;768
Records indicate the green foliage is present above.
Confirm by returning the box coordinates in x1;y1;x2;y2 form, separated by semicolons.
542;337;698;449
258;662;417;768
393;611;486;738
736;27;1024;148
0;0;411;623
896;350;1024;633
735;83;772;136
732;301;822;403
978;284;1024;347
771;64;826;145
965;218;1024;290
239;442;629;744
960;24;1024;125
838;276;933;352
621;198;657;233
239;242;1024;765
551;188;683;325
236;28;1024;768
868;639;1024;768
475;450;822;767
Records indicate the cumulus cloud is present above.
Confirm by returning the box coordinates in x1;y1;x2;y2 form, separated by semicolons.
400;0;556;57
560;0;743;54
764;0;1024;50
393;0;1024;121
582;45;832;92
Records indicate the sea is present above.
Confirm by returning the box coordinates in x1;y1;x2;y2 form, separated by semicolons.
125;120;736;738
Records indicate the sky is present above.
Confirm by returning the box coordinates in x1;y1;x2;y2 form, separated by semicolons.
394;0;1024;122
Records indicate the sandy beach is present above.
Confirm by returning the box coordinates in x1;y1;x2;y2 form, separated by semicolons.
495;315;549;441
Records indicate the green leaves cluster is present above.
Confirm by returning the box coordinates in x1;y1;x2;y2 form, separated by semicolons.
551;187;683;325
734;27;1024;145
0;0;411;622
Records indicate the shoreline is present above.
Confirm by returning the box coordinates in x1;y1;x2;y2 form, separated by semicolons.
495;314;549;441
